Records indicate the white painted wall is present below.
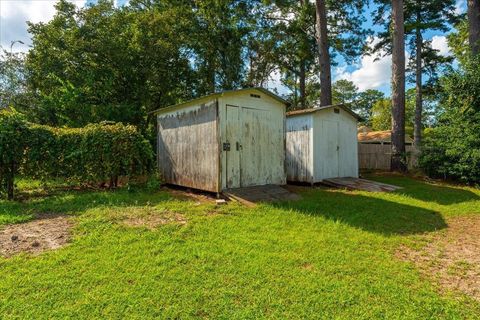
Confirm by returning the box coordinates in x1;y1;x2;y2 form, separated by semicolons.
157;99;219;192
312;108;359;181
286;107;359;183
218;89;286;189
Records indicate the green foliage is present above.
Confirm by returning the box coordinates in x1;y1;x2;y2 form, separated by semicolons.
23;122;154;185
419;114;480;183
0;49;29;110
26;0;194;132
332;79;358;105
448;19;470;65
247;0;370;107
0;109;29;199
371;90;418;132
0;109;153;199
143;171;163;193
420;57;480;184
371;98;392;131
354;89;385;125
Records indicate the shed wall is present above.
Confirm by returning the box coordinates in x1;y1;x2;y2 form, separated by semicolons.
157;100;219;192
312;108;358;181
285;114;313;183
218;92;286;189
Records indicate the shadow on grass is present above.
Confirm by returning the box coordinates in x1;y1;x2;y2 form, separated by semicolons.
274;188;447;236
364;175;480;206
397;183;479;206
0;188;173;225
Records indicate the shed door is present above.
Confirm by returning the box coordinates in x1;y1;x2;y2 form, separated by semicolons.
225;105;241;188
323;120;339;178
240;107;270;187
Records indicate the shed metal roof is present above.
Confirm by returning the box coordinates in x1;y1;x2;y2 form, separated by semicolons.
152;87;288;115
286;104;362;121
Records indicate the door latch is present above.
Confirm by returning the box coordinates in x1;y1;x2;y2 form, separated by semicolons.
236;142;242;151
223;142;231;151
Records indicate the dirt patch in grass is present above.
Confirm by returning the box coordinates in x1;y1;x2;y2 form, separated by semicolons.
0;214;72;257
123;212;187;230
397;215;480;300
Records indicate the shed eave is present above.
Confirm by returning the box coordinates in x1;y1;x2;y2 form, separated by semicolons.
151;87;288;115
286;104;363;121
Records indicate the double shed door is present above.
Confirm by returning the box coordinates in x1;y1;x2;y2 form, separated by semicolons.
224;104;274;189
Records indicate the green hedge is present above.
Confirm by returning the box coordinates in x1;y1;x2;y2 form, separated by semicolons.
419;112;480;184
1;109;154;199
0;110;29;199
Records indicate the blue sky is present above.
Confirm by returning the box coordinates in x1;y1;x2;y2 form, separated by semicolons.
0;0;466;96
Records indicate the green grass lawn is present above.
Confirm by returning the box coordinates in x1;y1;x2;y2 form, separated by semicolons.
1;176;480;319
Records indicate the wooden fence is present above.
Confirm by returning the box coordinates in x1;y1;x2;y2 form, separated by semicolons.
358;143;417;170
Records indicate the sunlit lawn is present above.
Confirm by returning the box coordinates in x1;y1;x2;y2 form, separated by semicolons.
0;176;479;319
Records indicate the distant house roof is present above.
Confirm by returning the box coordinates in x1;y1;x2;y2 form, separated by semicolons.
151;87;288;115
358;130;414;144
286;104;362;121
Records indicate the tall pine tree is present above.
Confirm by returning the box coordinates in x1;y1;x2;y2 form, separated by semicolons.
404;0;457;147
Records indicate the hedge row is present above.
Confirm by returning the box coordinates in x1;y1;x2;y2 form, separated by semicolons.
0;109;154;199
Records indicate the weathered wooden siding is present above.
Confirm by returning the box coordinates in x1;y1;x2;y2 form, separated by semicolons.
218;92;286;189
337;113;359;178
358;144;417;170
285;115;313;183
312;108;359;181
157;100;219;192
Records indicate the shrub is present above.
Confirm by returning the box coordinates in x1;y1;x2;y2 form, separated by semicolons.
419;57;480;184
0;109;29;199
24;122;154;187
419;111;480;184
0;110;154;199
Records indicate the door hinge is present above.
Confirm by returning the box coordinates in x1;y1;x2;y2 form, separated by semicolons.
223;142;231;151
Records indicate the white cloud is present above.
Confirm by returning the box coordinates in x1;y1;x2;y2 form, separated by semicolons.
0;0;86;52
333;37;414;92
431;35;452;56
455;0;466;15
334;53;391;91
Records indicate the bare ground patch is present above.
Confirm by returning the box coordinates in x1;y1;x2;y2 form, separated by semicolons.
0;214;72;257
123;210;187;230
397;215;480;300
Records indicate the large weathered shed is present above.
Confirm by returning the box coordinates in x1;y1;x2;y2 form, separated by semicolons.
286;104;360;184
154;88;287;193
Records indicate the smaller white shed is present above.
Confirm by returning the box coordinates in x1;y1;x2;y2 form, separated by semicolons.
154;88;287;193
286;104;361;184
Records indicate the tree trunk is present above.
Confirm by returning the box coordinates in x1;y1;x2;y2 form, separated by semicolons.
391;0;407;172
468;0;480;55
414;21;423;149
315;0;332;106
299;0;307;108
299;59;306;108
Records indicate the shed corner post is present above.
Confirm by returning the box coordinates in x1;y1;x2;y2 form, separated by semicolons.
215;98;222;196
